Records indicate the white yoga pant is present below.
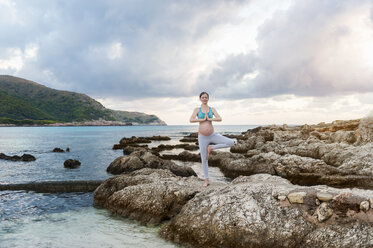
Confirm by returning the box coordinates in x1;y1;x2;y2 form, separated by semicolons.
198;132;235;179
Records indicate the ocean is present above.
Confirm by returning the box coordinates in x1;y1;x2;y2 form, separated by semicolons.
0;125;257;248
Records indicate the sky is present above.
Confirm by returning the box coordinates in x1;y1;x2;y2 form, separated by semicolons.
1;0;373;125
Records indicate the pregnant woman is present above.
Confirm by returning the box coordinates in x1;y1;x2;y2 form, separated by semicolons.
189;92;235;187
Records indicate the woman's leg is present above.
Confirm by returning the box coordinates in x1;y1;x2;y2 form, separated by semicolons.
209;133;235;149
198;134;211;179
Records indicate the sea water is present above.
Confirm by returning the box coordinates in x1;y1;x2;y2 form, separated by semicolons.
0;125;256;247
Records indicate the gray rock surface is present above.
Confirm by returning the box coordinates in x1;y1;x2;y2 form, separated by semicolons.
160;150;201;162
160;174;373;248
208;118;373;189
316;202;333;222
98;118;373;247
107;150;197;177
94;168;223;225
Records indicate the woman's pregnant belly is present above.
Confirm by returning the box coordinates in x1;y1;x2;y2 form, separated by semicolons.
199;121;214;136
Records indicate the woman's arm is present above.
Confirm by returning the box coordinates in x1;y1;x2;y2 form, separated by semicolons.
207;107;222;122
189;108;206;123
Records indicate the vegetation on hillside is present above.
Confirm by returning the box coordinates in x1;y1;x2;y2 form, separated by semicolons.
0;75;165;125
110;110;161;124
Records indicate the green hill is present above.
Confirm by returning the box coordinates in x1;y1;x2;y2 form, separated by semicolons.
110;110;161;124
0;75;166;125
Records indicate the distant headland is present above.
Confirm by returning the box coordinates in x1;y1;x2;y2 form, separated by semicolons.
0;75;166;126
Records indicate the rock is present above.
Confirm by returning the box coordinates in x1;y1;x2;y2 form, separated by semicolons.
357;116;373;144
122;145;148;155
302;222;373;248
159;174;373;248
246;149;260;157
278;195;287;201
288;192;307;204
151;144;177;153
316;202;333;222
160;151;201;162
183;132;198;138
146;135;171;141
115;135;169;150
151;143;199;153
230;141;252;153
220;156;276;179
119;136;152;146
177;143;199;151
316;192;333;202
179;137;197;142
107;155;144;174
177;151;201;162
141;151;197;177
20;154;36;161
52;147;64;152
330;193;366;215
315;199;320;206
107;151;197;177
112;144;123;149
64;159;81;169
66;147;70;152
314;119;360;132
207;151;244;168
360;201;370;212
224;134;246;140
370;198;373;209
217;120;373;190
0;153;36;162
94;168;222;225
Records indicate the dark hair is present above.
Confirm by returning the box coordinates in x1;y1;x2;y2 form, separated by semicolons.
199;91;209;99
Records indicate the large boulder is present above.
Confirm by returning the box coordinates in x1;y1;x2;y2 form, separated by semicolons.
160;174;373;248
94;168;223;225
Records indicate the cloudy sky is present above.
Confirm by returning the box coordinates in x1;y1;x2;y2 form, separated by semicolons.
1;0;373;125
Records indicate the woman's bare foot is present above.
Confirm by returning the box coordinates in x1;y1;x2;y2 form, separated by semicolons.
203;179;209;187
206;145;213;160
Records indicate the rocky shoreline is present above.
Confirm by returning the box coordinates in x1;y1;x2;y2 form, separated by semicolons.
92;117;373;247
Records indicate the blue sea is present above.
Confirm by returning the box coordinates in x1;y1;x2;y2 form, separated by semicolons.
0;125;256;248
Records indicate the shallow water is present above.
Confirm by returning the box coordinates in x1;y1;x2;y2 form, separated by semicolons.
0;191;178;248
0;125;256;247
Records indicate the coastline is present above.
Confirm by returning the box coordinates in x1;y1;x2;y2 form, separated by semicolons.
3;122;373;247
0;120;167;127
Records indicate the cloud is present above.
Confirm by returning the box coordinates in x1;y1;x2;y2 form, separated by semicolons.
0;0;250;98
1;0;372;104
196;0;373;99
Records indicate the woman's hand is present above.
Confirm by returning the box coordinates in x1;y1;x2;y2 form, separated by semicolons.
190;108;206;123
209;108;222;122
